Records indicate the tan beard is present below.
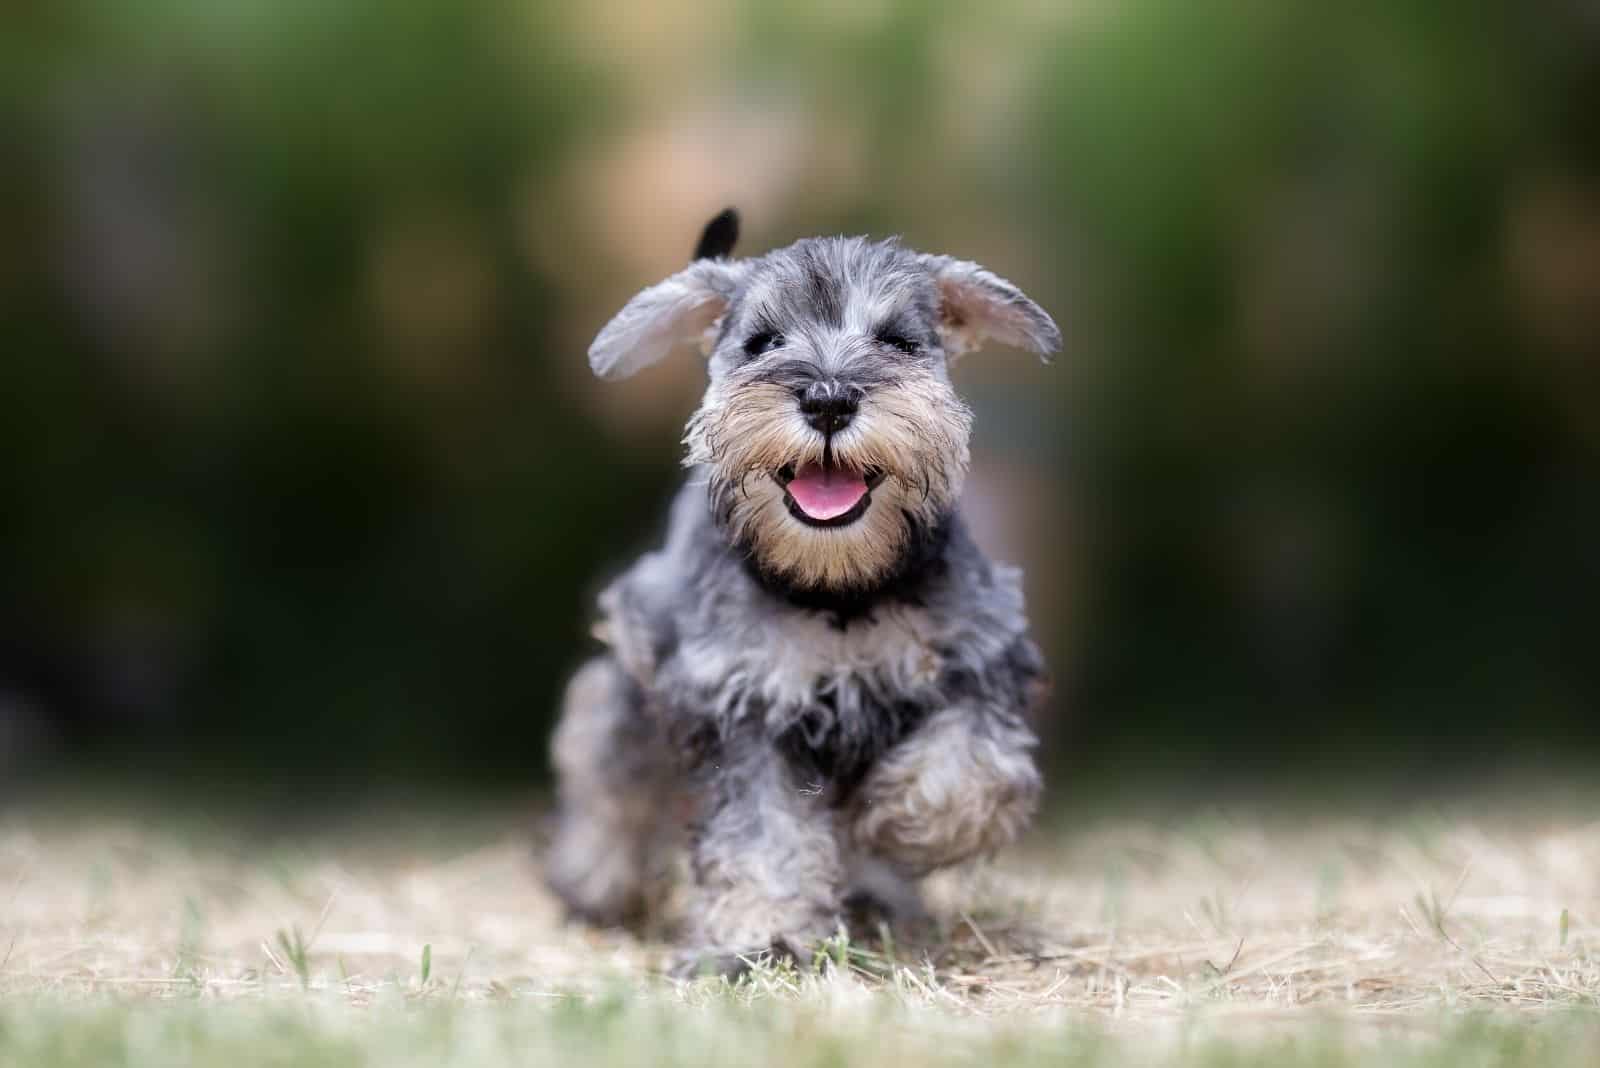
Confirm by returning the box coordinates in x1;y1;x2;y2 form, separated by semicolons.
685;375;971;591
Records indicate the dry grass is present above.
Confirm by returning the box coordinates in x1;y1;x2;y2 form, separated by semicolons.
3;788;1600;1064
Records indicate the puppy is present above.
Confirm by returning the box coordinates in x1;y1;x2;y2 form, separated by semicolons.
547;210;1060;970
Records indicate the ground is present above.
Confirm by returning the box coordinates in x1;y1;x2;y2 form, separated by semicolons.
2;786;1599;1066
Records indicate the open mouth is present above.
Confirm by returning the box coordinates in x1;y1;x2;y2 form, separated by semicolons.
774;462;886;528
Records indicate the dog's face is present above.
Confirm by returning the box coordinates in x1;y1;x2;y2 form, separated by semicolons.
589;224;1059;593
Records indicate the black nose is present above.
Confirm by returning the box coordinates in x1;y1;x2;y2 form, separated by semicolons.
797;381;860;435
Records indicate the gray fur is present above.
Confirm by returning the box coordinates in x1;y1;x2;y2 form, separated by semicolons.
550;223;1058;968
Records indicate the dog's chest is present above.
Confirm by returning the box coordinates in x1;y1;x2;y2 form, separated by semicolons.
678;603;944;728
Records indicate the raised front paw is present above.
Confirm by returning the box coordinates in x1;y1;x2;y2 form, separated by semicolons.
851;707;1041;874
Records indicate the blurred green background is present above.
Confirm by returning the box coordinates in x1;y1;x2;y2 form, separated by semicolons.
3;0;1596;790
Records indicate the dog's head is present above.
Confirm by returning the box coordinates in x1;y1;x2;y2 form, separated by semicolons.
588;211;1060;594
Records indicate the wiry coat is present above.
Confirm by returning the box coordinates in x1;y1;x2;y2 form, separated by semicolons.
546;215;1060;965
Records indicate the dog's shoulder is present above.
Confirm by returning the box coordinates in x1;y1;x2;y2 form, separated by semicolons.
592;480;712;686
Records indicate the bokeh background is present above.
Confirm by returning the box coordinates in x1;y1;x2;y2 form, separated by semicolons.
3;0;1596;795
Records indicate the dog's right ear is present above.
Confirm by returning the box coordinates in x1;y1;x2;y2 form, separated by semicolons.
588;257;747;380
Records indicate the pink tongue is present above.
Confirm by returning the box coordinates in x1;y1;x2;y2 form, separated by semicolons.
786;463;868;520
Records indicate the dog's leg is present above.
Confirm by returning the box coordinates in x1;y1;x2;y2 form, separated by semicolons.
545;656;674;927
850;706;1041;875
841;850;929;930
679;728;843;973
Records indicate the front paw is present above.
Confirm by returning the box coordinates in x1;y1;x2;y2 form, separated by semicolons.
668;936;822;981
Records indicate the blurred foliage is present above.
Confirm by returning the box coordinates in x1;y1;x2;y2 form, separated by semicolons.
1;0;1596;784
1031;1;1599;759
3;0;662;779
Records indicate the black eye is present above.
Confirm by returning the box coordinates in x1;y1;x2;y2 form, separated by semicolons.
743;331;784;358
877;333;920;355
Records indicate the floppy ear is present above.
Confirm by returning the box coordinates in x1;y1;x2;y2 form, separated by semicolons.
922;256;1062;361
588;259;746;380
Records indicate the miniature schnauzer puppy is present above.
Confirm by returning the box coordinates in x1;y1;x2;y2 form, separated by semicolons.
546;210;1060;969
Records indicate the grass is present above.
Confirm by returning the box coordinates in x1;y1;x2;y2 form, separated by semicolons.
3;787;1600;1065
4;993;1600;1068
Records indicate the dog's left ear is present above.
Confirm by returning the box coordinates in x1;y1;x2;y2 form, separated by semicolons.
588;258;747;380
922;256;1061;361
